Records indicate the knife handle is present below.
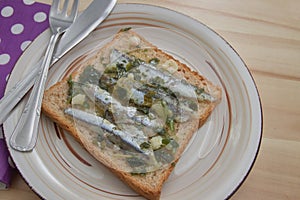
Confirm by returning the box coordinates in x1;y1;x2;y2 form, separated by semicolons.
0;59;43;125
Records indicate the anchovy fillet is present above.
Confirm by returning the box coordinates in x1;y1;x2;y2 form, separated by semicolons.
110;49;215;102
64;108;145;153
82;84;162;128
136;64;216;101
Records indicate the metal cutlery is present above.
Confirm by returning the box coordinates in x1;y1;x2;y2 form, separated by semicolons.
0;0;117;125
9;0;79;152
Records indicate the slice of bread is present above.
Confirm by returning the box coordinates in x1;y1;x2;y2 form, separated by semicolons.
42;29;221;200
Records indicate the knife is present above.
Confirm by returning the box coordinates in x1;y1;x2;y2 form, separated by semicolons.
0;0;116;125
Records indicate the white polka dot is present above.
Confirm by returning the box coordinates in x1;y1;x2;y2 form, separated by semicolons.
23;0;35;5
11;23;24;35
0;54;10;65
34;12;47;23
1;6;14;17
21;40;32;51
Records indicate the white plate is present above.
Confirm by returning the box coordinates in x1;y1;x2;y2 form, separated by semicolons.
4;4;262;200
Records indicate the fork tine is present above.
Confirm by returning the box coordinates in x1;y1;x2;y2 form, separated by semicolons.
69;0;79;19
51;0;59;12
61;0;70;15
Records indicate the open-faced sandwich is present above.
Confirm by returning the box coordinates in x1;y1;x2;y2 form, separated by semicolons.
42;28;222;200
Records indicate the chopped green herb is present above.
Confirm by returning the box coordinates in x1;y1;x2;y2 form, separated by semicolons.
171;162;177;167
120;27;132;32
149;58;160;66
157;128;167;136
67;75;74;104
130;172;146;176
167;118;175;131
125;62;134;71
140;142;151;149
162;138;171;145
132;58;143;67
152;76;165;85
195;87;205;95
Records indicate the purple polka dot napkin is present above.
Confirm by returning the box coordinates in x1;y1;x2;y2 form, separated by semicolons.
0;0;50;189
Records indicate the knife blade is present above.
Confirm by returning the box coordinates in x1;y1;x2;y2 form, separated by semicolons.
53;0;116;62
0;0;116;125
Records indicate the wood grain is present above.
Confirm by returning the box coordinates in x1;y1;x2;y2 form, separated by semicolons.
1;0;299;199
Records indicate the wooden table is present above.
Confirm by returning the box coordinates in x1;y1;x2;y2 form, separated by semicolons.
1;0;300;199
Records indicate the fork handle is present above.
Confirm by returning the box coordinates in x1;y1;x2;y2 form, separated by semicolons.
9;33;60;152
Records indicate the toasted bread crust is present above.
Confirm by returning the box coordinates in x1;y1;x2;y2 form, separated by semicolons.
42;29;221;200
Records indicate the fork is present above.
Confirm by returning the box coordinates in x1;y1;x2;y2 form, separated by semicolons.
9;0;78;152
